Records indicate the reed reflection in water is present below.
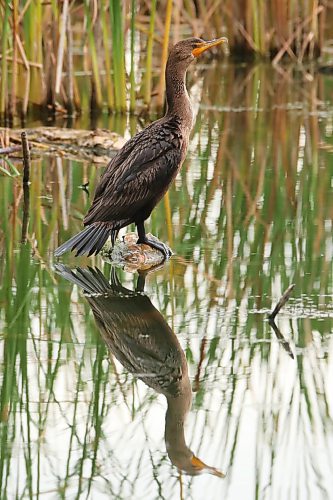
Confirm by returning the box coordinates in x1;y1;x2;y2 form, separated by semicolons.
0;62;332;499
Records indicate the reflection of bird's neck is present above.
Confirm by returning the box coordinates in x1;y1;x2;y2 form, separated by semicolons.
164;381;225;478
164;379;193;467
165;59;193;127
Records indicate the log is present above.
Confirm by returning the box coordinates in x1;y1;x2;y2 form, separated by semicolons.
0;126;126;162
101;232;172;272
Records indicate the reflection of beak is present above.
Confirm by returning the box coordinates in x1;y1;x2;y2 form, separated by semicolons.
192;37;228;57
191;455;225;478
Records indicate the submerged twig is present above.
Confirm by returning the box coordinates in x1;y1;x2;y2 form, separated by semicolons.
269;319;294;359
268;284;295;358
21;131;31;184
268;284;295;320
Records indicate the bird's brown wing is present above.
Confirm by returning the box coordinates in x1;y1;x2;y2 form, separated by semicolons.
91;125;153;201
84;120;183;225
90;296;185;395
55;265;185;396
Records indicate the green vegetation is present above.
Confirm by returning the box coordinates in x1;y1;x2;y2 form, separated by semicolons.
0;1;332;118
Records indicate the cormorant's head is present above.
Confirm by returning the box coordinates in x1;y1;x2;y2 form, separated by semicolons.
167;447;226;478
168;36;228;68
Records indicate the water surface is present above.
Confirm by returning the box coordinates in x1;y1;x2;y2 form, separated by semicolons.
0;63;333;499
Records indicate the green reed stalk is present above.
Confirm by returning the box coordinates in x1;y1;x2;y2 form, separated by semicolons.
109;0;127;112
29;0;43;105
129;0;136;112
22;2;32;63
258;0;266;54
100;0;115;111
51;0;59;19
66;12;74;114
144;0;157;105
157;0;172;108
84;0;103;110
35;0;43;64
9;0;19;118
0;0;10;115
252;0;260;53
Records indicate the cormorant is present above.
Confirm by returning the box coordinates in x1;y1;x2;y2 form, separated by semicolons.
54;37;227;259
55;264;225;477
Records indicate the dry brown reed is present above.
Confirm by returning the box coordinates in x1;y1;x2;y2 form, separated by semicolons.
0;1;332;118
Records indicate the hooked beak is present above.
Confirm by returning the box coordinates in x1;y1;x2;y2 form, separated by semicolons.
192;37;228;58
191;455;226;478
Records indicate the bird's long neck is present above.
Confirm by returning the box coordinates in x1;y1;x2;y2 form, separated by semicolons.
165;60;193;127
164;380;193;466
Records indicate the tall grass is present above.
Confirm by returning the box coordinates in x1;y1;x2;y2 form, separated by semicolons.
84;0;103;110
129;0;136;112
143;0;157;105
101;0;115;112
9;0;18;118
157;0;173;108
0;0;10;115
0;1;332;119
109;0;127;111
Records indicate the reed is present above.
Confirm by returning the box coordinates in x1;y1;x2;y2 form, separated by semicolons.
9;0;19;118
0;1;332;119
143;0;157;105
66;11;75;114
100;0;115;112
0;158;20;177
157;0;173;108
109;0;127;111
129;0;136;112
84;0;103;110
0;0;10;115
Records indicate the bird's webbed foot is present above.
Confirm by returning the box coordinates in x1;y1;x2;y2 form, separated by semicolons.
137;236;173;259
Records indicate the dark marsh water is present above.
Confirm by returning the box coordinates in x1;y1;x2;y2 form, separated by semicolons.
0;62;333;499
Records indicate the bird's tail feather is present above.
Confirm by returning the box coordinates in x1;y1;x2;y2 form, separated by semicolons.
55;264;112;294
54;224;113;257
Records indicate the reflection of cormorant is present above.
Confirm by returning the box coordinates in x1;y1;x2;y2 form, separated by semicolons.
56;264;224;477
